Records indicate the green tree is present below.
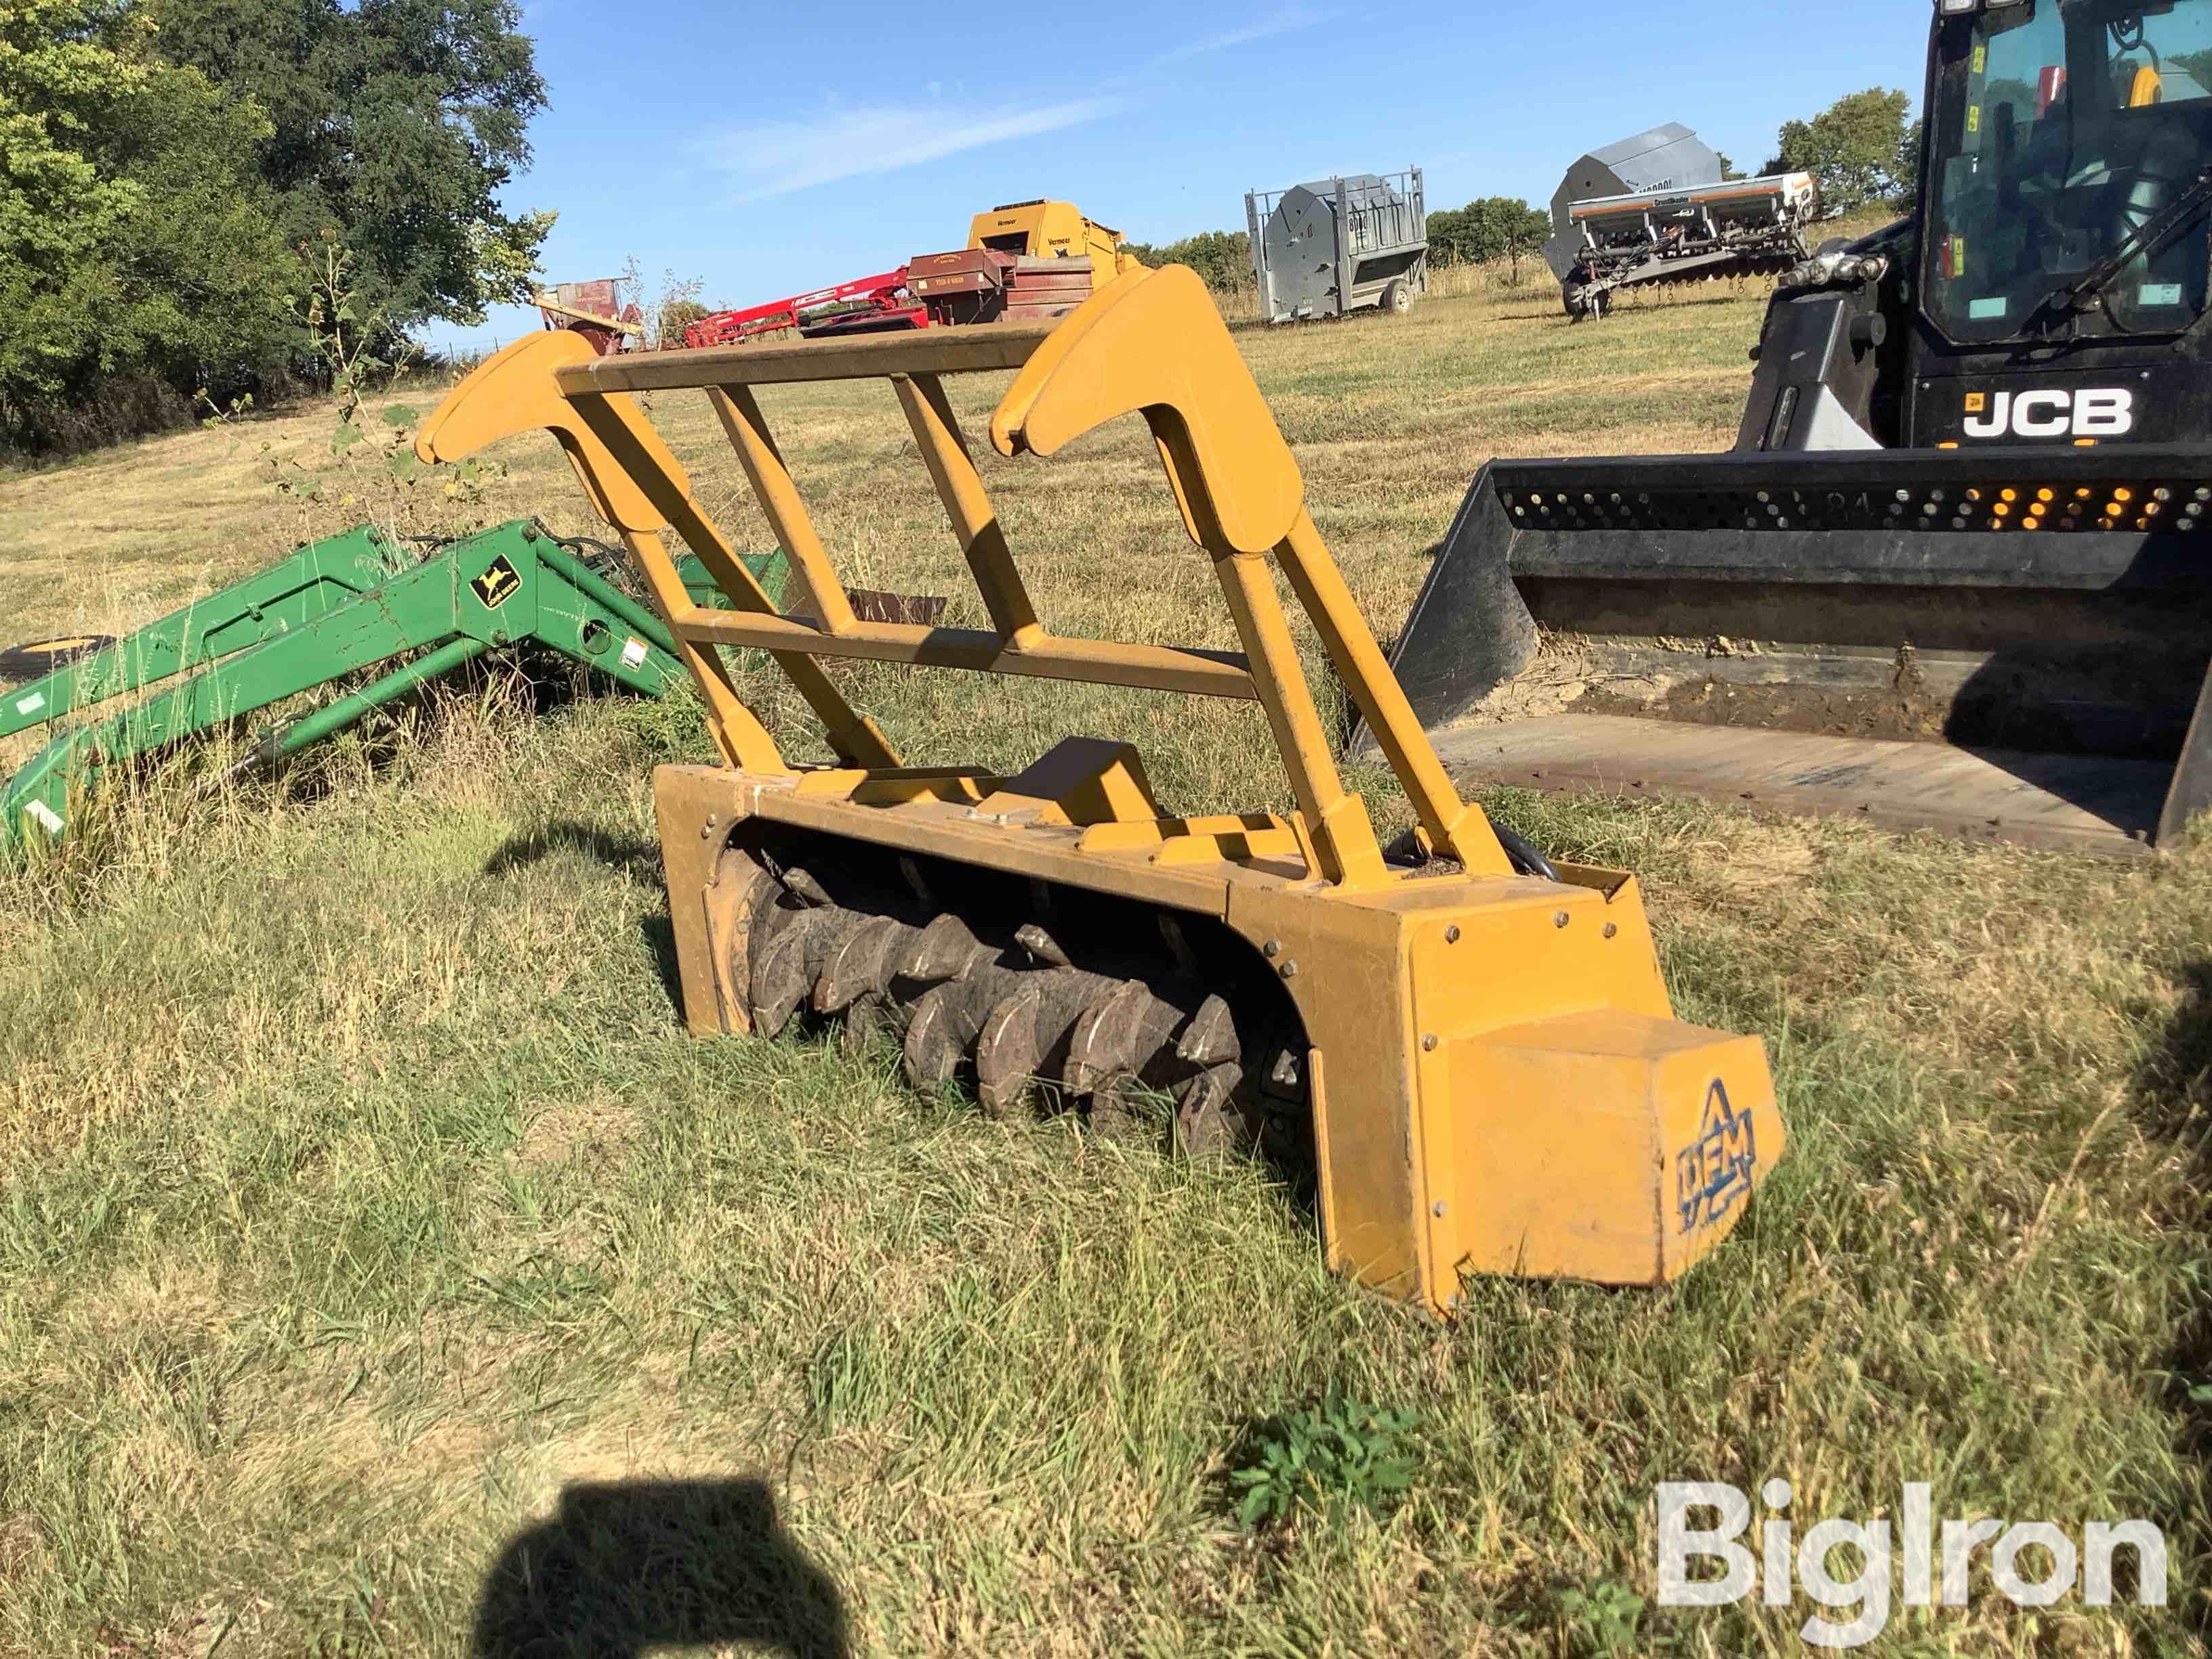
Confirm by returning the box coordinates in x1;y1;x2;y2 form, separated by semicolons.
1426;197;1551;275
1120;228;1252;291
0;0;146;403
96;62;297;387
1771;88;1917;216
0;1;294;447
151;0;554;337
1893;116;1925;216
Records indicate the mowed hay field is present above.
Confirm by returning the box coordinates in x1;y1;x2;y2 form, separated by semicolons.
3;265;2209;1658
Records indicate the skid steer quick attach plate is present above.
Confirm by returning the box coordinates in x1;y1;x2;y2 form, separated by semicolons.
411;264;1783;1315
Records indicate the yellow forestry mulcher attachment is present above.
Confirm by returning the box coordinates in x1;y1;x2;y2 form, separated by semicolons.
414;264;1782;1313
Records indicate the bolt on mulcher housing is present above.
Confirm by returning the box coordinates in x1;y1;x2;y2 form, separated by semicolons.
415;264;1782;1313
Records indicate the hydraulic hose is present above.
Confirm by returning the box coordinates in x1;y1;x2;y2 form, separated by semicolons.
1494;822;1561;883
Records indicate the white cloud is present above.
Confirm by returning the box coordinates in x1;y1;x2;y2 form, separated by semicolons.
1160;5;1327;61
699;97;1120;199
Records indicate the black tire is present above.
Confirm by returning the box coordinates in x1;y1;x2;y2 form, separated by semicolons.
1381;278;1412;316
0;634;115;682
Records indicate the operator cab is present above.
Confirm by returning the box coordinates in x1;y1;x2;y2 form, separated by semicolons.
1925;0;2212;342
1742;0;2212;449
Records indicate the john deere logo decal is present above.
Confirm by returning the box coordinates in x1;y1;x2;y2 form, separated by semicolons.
1677;1079;1757;1235
471;554;522;609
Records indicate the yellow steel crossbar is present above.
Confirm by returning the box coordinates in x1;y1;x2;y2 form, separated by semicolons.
414;266;1517;887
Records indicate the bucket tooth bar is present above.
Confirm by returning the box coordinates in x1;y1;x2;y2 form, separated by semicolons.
415;264;1783;1313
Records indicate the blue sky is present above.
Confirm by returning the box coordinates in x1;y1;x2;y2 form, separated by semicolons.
444;0;1936;348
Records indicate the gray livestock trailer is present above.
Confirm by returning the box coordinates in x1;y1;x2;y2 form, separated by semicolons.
1245;169;1427;325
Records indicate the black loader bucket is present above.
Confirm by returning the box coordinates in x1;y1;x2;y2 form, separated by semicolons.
1372;447;2212;856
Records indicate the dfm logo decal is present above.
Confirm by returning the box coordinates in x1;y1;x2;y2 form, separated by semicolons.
1677;1079;1758;1235
1963;388;2135;440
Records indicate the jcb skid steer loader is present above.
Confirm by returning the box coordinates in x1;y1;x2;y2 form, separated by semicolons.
412;266;1782;1315
1385;0;2212;857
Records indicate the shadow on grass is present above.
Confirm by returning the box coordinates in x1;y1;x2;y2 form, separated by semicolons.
472;1479;848;1659
1494;291;1755;323
483;821;660;883
2131;957;2212;1629
638;912;684;1011
485;821;685;1012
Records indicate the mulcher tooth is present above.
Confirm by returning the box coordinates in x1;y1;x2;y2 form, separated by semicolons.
1013;923;1072;968
901;912;989;985
1086;1086;1143;1140
901;981;970;1088
815;909;949;1058
902;960;1024;1090
1067;975;1240;1143
1064;980;1188;1097
750;877;872;1038
977;966;1128;1115
813;912;909;1015
974;984;1045;1117
897;857;935;909
1261;1044;1305;1101
1063;980;1149;1097
842;991;888;1058
1172;1061;1248;1156
1157;914;1200;977
745;884;813;1037
1175;994;1242;1067
782;866;834;908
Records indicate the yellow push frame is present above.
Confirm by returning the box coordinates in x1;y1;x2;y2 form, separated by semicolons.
419;266;1511;892
415;264;1782;1314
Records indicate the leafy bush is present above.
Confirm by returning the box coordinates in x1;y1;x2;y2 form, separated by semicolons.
1425;197;1551;267
1227;1390;1421;1527
1766;87;1920;217
1120;229;1252;292
657;299;709;349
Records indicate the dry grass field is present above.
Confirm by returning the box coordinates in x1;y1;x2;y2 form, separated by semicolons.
2;260;2209;1657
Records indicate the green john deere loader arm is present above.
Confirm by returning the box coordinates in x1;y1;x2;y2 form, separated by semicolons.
3;520;788;847
0;523;409;744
